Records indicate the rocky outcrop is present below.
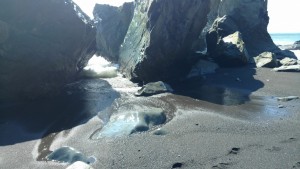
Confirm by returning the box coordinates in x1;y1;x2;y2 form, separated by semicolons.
93;3;134;61
94;0;279;82
254;52;277;68
118;0;211;82
207;31;250;67
0;0;96;100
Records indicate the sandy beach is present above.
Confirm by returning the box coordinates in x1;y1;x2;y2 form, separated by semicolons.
1;66;300;169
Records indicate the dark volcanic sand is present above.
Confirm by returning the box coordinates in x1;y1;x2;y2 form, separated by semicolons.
0;66;300;169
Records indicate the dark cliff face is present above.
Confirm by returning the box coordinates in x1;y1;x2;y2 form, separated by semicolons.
0;0;96;100
93;2;134;62
94;0;278;83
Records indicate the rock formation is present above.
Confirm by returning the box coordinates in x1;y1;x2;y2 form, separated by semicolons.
94;0;279;83
93;2;134;61
254;52;277;68
0;0;96;100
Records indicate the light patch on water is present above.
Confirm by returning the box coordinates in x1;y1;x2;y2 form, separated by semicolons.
81;55;118;78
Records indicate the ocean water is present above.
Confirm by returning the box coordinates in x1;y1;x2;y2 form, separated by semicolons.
270;33;300;45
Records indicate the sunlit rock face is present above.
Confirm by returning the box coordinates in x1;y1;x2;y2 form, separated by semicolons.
95;0;278;83
0;0;96;100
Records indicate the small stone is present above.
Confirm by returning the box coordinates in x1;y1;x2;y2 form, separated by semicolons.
278;105;285;108
172;162;183;168
135;81;173;96
229;147;240;154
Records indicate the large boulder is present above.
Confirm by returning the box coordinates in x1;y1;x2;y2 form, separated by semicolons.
254;52;277;68
95;0;279;82
0;0;96;100
118;0;211;82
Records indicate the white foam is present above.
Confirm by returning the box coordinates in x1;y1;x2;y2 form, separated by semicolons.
81;55;118;78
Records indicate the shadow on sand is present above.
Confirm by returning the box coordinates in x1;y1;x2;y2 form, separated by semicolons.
172;65;265;106
0;79;120;146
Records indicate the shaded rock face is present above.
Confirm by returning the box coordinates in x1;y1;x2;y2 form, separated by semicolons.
95;0;209;82
95;0;278;82
93;2;134;61
207;0;278;58
118;0;211;82
0;0;96;100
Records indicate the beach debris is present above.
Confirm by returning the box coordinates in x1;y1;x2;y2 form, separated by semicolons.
276;96;299;102
278;105;285;108
135;81;173;96
254;52;277;68
46;146;96;164
66;161;94;169
273;65;300;72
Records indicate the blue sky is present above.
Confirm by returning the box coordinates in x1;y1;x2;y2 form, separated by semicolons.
73;0;300;33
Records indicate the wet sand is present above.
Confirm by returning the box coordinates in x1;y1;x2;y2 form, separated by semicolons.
0;66;300;169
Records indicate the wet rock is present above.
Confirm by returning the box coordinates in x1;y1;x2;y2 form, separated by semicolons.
0;0;96;100
254;52;277;68
135;81;173;96
66;161;94;169
46;147;95;164
273;65;300;72
187;59;219;78
91;106;166;139
276;96;299;102
279;57;298;66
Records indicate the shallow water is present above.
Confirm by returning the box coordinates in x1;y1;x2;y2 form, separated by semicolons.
270;33;300;45
166;84;289;121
